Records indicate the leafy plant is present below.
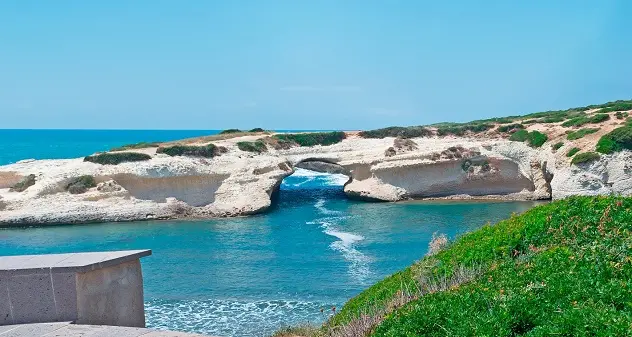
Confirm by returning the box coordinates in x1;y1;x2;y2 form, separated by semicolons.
359;126;432;139
596;125;632;154
237;140;267;153
84;152;152;165
497;123;524;133
566;128;599;140
561;113;610;127
156;144;226;158
509;130;547;147
570;152;600;165
552;142;564;151
272;132;346;147
509;129;529;142
65;175;96;194
248;128;265;133
436;123;493;136
110;142;160;152
566;147;580;157
219;129;242;134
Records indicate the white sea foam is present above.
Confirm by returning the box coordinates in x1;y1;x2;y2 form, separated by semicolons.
314;198;342;215
284;168;348;187
145;298;335;337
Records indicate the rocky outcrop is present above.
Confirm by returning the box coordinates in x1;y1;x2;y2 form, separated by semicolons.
0;127;631;225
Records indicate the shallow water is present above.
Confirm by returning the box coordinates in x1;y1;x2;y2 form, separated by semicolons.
0;130;541;336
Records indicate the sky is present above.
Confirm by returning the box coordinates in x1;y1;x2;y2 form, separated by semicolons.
1;1;631;130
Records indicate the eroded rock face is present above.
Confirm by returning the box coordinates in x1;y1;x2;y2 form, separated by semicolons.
0;132;631;225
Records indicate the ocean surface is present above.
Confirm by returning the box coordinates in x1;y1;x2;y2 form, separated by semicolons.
0;130;540;337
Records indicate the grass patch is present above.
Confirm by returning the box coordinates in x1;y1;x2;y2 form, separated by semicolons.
496;123;524;133
110;142;160;152
359;126;432;139
248;128;265;133
566;147;580;157
237;140;267;153
84;152;152;165
570;152;600;165
9;174;36;192
509;130;547;147
65;175;96;194
436;123;494;136
219;129;242;134
596;125;632;154
552;142;564;151
566;128;599;140
157;144;226;158
330;196;632;336
597;101;632;113
272;132;346;147
562;113;610;127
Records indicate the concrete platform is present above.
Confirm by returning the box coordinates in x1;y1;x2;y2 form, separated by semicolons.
0;322;215;336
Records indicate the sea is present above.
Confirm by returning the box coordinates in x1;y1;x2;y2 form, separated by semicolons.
0;130;540;337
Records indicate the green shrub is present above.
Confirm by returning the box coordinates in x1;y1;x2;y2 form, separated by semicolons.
566;147;580;157
248;128;265;133
496;123;524;133
566;128;599;140
596;125;632;154
436;123;493;136
272;132;346;147
359;126;432;139
65;175;96;194
552;142;564;150
539;115;566;123
219;129;242;134
332;196;632;336
156;144;225;158
571;152;600;165
237;140;267;153
84;152;152;165
598;102;632;113
522;119;539;124
562;113;610;127
110;142;160;152
10;174;36;192
509;129;529;141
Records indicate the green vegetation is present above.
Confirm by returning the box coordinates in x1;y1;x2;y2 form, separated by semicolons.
9;174;36;192
566;147;580;157
561;113;610;127
509;130;548;147
84;152;152;165
615;111;629;120
110;142;160;152
326;196;632;336
496;123;524;133
272;132;346;147
552;142;564;150
65;175;96;194
237;140;267;153
359;126;432;139
597;101;632;113
436;123;493;136
566;128;599;140
570;152;600;165
248;128;265;133
219;129;242;134
156;144;226;158
596;125;632;154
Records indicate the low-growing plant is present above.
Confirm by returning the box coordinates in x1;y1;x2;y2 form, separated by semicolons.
509;130;547;147
566;147;580;157
566;128;599;140
157;144;226;158
9;174;36;192
509;129;529;142
248;128;265;133
237;140;267;153
110;142;160;152
272;132;346;147
359;126;431;139
596;125;632;154
84;152;152;165
552;142;564;150
219;129;242;134
497;123;524;133
561;113;610;127
65;175;96;194
436;123;493;136
598;101;632;113
570;152;600;165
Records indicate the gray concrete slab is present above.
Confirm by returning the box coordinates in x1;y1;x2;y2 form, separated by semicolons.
0;250;151;274
0;322;68;336
0;323;217;337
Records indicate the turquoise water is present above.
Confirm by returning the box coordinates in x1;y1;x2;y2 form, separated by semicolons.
0;130;541;336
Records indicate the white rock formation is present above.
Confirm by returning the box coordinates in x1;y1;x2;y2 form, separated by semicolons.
0;121;630;225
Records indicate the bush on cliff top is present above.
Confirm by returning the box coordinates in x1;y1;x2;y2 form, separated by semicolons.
10;174;36;192
552;142;564;151
570;152;600;165
496;123;524;133
219;129;242;134
596;125;632;154
566;128;599;140
509;130;548;147
156;144;226;158
359;126;432;139
110;142;160;152
272;132;346;147
561;113;610;127
436;123;494;136
65;175;96;194
325;196;632;336
237;140;267;153
84;152;152;165
566;147;580;157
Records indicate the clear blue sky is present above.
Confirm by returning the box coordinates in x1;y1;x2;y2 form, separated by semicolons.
1;1;631;130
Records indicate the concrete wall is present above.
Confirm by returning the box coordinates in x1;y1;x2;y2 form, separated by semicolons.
76;260;145;327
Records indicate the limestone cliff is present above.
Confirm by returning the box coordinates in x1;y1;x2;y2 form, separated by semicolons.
1;106;631;225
